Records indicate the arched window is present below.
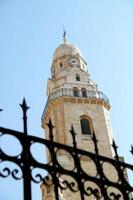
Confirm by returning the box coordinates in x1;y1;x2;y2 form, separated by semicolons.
73;87;79;97
76;74;80;81
80;117;92;135
81;88;87;97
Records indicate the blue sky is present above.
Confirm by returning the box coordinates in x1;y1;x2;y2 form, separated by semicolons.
0;0;133;199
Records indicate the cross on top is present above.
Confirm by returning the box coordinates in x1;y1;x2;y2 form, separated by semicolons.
63;26;67;43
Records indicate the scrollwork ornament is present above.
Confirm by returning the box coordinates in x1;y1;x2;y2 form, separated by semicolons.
93;188;101;199
84;186;101;198
42;175;53;186
0;167;10;178
60;180;78;192
12;168;22;180
31;168;49;184
32;173;43;183
0;166;22;180
109;192;121;200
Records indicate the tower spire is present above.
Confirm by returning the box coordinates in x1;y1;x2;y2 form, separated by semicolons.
63;25;67;43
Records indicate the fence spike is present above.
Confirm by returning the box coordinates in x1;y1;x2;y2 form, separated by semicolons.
130;145;133;155
19;98;29;135
70;125;76;137
112;140;118;151
92;131;99;154
20;98;29;112
92;131;98;144
46;119;54;141
70;125;77;148
112;140;119;159
46;118;54;130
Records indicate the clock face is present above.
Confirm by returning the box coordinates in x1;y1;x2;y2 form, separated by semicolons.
67;56;80;67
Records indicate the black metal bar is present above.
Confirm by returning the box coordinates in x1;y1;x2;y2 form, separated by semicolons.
20;98;29;135
47;119;59;200
22;136;32;200
112;140;130;199
92;132;108;200
20;99;31;200
70;125;85;200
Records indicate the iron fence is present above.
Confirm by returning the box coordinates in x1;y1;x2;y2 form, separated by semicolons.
0;99;133;200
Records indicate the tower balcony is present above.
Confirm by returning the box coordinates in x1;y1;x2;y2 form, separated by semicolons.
42;88;110;121
48;88;109;103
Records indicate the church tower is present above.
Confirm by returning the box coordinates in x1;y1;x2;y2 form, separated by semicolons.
41;35;115;199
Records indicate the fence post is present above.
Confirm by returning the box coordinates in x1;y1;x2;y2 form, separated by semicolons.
20;99;32;200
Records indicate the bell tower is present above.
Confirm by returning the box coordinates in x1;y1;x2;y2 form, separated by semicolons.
41;35;115;199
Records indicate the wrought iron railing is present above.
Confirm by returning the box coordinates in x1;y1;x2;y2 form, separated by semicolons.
42;88;109;121
0;100;133;200
48;88;109;102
